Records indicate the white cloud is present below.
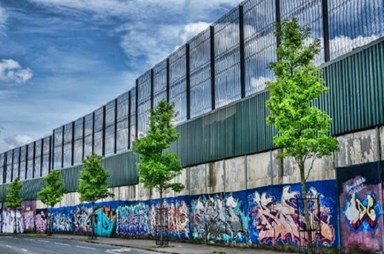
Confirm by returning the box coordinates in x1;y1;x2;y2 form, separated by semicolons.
251;76;271;93
119;23;182;68
180;21;210;43
3;134;34;149
330;35;379;60
0;59;33;84
0;6;7;36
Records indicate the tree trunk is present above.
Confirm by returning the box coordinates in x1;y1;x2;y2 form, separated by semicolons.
159;188;164;246
91;202;96;239
298;157;313;254
13;209;17;234
47;208;52;236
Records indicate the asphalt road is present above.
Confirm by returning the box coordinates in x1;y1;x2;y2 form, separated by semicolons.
0;236;155;254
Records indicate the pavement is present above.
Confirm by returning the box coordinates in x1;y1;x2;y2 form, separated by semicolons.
24;233;296;254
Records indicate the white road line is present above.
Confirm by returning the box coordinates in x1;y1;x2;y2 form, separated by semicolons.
76;245;96;250
105;248;132;253
37;240;50;243
54;242;70;246
4;244;28;252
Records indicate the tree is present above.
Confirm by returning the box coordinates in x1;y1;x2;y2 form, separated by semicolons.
5;177;23;234
133;100;184;246
78;152;113;239
37;170;66;235
266;19;338;252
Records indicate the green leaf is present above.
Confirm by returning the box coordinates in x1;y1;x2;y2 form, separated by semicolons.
5;177;23;209
133;100;184;200
37;170;66;208
78;153;114;203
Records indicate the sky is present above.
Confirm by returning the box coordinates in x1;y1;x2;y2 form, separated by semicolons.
0;0;239;152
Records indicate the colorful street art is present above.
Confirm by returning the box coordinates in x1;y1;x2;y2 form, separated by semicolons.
52;208;73;233
0;180;341;250
22;201;36;233
190;193;248;243
94;206;116;237
337;162;384;251
116;199;190;239
35;209;48;233
248;183;336;247
150;199;190;239
72;205;92;233
117;203;150;236
1;208;24;233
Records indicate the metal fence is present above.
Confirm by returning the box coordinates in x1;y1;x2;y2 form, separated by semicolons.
1;0;384;184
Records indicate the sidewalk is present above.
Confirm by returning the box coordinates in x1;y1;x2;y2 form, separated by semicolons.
47;234;294;254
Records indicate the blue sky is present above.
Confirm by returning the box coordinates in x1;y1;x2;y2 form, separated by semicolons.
0;0;238;152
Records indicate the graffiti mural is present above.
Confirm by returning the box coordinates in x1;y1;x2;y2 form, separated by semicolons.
0;180;342;250
190;193;248;243
150;199;190;239
248;182;336;247
72;205;92;234
0;201;37;233
94;206;116;237
35;209;48;233
1;208;24;233
22;201;36;233
117;202;150;236
337;162;384;251
52;208;73;233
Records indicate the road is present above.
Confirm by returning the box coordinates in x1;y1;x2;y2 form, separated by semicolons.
0;236;155;254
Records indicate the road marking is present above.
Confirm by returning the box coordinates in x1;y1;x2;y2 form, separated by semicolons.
105;248;132;253
37;240;50;243
76;245;96;250
54;242;70;246
4;244;28;252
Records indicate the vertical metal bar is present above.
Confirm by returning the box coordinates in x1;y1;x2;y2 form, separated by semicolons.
61;126;64;169
33;141;36;178
40;139;43;177
52;129;55;170
239;5;246;98
18;147;21;179
186;43;191;120
114;99;118;154
210;25;216;110
11;149;14;181
92;112;95;153
150;69;154;109
166;58;170;102
322;0;330;62
128;91;131;150
71;121;75;166
135;80;139;138
275;0;281;47
4;152;7;183
48;136;52;172
82;117;85;160
102;105;106;156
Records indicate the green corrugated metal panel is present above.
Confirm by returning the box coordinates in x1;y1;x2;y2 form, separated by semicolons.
20;178;45;200
0;152;139;201
233;91;275;156
325;41;384;135
0;179;45;201
103;152;138;186
60;165;82;192
0;184;7;201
